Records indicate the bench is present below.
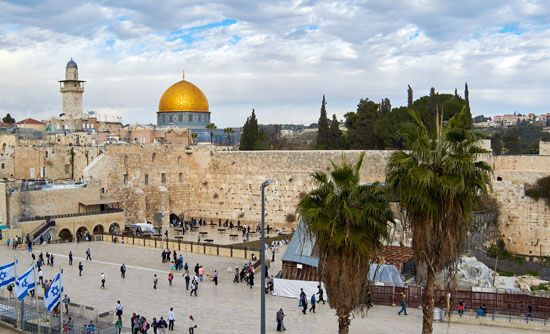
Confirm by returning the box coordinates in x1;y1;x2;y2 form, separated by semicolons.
174;235;183;239
229;234;238;241
203;239;214;244
199;232;208;236
217;229;226;235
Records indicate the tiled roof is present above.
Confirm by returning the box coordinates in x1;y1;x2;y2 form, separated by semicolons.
16;118;44;125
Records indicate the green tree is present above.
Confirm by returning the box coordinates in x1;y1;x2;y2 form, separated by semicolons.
239;110;259;150
386;108;491;334
328;114;343;149
205;123;217;144
223;127;235;146
344;98;382;149
317;95;330;149
2;113;15;125
491;131;503;155
297;153;393;334
191;133;198;145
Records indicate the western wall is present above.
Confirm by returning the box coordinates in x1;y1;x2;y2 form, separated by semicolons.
83;145;550;256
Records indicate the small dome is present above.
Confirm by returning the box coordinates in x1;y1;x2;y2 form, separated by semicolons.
158;80;209;113
66;58;78;69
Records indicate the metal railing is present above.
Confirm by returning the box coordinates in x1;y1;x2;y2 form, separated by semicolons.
18;209;124;223
0;292;116;334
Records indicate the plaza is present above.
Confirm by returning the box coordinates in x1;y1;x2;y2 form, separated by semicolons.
0;241;542;334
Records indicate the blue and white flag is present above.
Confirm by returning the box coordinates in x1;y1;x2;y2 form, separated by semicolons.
15;265;36;301
0;261;16;288
44;272;63;312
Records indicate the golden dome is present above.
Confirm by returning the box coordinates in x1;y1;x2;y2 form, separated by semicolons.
158;80;209;113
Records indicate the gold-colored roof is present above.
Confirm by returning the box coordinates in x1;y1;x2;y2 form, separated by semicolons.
158;80;209;113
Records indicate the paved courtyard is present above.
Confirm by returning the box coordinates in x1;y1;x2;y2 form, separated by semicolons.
0;241;542;333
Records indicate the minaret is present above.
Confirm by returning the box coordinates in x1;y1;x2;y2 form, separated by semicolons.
59;58;85;120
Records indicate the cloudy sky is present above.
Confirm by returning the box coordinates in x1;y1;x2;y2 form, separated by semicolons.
0;0;548;127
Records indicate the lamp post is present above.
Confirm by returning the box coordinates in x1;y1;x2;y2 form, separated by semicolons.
260;179;273;334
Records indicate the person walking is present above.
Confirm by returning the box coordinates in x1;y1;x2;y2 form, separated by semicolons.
271;247;276;262
167;308;175;331
190;279;198;296
100;273;106;289
184;271;190;290
85;248;92;261
309;293;316;313
300;290;308;315
168;272;174;287
213;270;218;286
38;269;44;285
153;274;158;289
157;317;168;334
317;285;326;304
525;304;533;323
120;263;126;278
398;292;407;315
276;308;286;332
78;262;84;276
457;300;465;317
62;294;70;314
68;251;73;265
116;301;123;320
114;318;122;334
188;315;197;334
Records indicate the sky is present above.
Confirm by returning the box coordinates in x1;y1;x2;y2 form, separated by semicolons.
0;0;549;127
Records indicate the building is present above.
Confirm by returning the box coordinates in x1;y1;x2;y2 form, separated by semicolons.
15;118;45;132
59;58;85;121
156;74;239;145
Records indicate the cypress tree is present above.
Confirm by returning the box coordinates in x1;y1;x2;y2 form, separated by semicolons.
328;114;343;149
239;109;259;150
316;95;330;149
464;82;469;104
407;85;413;108
454;88;459;98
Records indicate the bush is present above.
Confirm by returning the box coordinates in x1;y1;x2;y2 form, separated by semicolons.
525;176;550;205
531;283;550;292
497;270;514;277
524;270;539;277
486;239;524;264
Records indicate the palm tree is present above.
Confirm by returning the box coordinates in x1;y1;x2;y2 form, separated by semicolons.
223;127;235;146
297;152;393;334
386;108;491;334
190;133;198;145
205;123;216;144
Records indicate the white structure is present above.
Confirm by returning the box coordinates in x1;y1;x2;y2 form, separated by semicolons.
59;58;85;121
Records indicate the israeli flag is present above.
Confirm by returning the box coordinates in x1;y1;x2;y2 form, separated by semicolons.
0;261;16;289
15;265;36;301
44;272;63;312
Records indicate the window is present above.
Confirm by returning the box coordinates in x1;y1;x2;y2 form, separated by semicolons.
178;114;183;122
1;163;4;169
152;153;156;162
189;114;193;122
145;174;149;185
124;155;128;166
179;172;183;183
64;164;70;174
161;173;166;183
41;167;46;178
123;174;128;185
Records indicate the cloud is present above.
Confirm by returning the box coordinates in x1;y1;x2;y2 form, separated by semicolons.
0;0;548;127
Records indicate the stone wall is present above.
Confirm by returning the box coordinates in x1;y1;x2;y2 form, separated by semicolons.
80;146;550;256
540;140;550;156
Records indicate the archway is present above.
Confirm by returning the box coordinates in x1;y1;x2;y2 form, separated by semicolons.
93;225;104;235
109;223;120;234
58;229;73;242
76;226;89;241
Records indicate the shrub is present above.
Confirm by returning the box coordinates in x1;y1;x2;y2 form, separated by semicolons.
525;176;550;205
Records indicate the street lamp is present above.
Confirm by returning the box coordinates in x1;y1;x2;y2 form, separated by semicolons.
260;179;273;334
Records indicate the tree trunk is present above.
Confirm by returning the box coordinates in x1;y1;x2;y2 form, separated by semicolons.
337;307;351;334
422;268;436;334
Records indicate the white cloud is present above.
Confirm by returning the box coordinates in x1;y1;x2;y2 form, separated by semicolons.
0;0;548;127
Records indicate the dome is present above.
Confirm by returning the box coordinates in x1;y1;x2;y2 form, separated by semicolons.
158;80;209;113
66;58;78;69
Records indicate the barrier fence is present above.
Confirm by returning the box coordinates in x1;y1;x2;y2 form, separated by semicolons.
98;233;260;261
0;291;116;334
370;285;550;322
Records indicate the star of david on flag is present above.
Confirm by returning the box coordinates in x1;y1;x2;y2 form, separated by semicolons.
0;261;16;289
44;271;63;312
15;265;36;301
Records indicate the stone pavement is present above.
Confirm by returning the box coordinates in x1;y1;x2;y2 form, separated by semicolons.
0;242;543;334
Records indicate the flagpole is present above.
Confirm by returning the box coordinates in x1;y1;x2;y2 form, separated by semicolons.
32;261;41;334
58;267;63;333
14;257;21;330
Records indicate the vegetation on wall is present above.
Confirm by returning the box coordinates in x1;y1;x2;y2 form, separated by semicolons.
525;175;550;205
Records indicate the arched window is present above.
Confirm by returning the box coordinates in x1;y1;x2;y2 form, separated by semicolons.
152;153;156;162
1;143;6;154
177;156;182;164
123;155;128;166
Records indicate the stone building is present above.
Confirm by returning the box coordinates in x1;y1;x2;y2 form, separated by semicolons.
59;58;85;122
